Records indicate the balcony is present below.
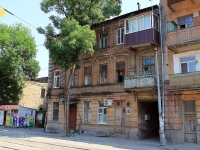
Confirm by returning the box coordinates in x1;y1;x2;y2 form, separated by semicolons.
167;0;192;10
124;75;157;92
167;26;200;53
70;83;124;95
125;28;159;50
169;72;200;90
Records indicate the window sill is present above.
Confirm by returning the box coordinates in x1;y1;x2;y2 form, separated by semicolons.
116;43;124;46
98;122;107;125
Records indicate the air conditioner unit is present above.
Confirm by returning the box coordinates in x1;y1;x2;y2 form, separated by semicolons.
104;99;113;106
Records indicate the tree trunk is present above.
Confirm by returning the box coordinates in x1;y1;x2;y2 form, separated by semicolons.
65;63;76;137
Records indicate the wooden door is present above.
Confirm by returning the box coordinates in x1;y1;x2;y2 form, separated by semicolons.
70;105;77;130
183;101;197;143
115;101;126;133
184;115;197;142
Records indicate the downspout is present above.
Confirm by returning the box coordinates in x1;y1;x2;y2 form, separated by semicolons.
159;4;165;131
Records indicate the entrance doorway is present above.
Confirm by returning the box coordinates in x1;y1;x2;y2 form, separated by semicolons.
183;101;197;143
115;101;126;133
70;104;77;130
138;101;159;139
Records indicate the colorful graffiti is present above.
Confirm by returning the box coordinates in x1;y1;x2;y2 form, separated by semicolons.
5;116;35;127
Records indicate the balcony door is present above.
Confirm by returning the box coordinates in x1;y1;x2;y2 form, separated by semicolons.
183;101;197;143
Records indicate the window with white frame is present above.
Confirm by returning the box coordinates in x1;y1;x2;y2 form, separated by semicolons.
84;67;92;85
71;70;78;87
53;70;60;88
180;56;196;73
100;65;107;84
84;102;91;123
100;32;108;48
116;28;124;45
125;13;158;34
98;102;107;124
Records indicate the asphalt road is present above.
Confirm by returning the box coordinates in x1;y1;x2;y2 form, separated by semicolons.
0;127;199;150
0;127;161;150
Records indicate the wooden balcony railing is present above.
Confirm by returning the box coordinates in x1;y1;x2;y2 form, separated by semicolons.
168;26;200;48
124;75;157;89
169;72;200;89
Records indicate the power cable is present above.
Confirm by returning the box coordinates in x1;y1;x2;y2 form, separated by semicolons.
0;6;57;48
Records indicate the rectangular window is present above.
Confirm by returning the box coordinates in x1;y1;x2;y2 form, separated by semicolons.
116;62;125;83
53;102;59;121
180;56;196;73
53;70;60;88
167;21;177;32
178;16;193;29
84;102;91;123
125;13;157;34
71;70;78;87
40;88;45;98
84;67;92;85
100;32;108;48
153;15;159;30
142;58;155;75
98;102;107;124
100;65;107;84
116;28;124;45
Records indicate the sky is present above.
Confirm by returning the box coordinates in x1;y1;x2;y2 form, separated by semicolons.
0;0;159;78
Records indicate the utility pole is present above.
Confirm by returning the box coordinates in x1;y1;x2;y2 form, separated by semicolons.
155;46;166;146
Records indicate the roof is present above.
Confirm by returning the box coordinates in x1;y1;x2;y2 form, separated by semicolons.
93;5;158;27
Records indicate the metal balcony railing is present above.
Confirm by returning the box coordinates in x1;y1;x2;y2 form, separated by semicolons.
124;75;157;89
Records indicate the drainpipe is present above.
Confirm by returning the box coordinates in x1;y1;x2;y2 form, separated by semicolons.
155;46;166;146
156;3;166;146
159;3;165;129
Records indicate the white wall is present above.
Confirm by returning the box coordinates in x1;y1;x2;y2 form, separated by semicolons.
173;50;200;74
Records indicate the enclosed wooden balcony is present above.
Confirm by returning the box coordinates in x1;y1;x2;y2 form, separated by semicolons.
169;72;200;90
125;28;159;50
167;25;200;53
124;75;157;92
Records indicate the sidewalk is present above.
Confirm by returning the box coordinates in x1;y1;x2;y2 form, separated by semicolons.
0;126;199;150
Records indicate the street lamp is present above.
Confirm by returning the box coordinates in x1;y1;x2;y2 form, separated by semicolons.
155;46;166;146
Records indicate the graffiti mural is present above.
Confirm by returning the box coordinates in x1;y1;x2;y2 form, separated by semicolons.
0;110;4;125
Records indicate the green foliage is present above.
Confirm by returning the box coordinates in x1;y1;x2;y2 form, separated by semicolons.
38;0;121;69
0;23;40;103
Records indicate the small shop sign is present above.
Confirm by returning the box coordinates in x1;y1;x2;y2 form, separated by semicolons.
0;105;17;110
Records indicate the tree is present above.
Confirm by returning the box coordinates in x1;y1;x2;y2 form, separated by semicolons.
38;0;122;136
0;23;40;104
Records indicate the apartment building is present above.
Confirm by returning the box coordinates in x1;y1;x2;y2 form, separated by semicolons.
161;0;200;144
46;5;161;140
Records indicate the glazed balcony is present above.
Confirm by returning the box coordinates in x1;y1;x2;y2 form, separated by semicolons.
169;72;200;90
167;25;200;53
125;28;159;50
124;75;157;92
